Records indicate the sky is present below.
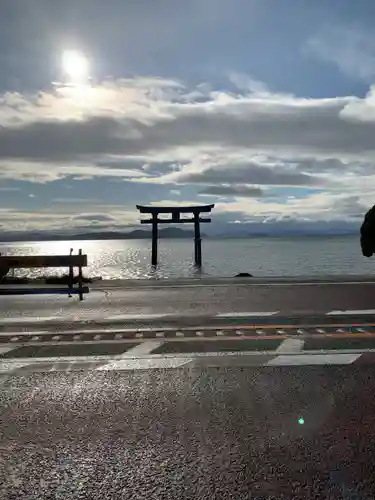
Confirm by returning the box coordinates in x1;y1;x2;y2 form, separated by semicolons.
1;0;375;235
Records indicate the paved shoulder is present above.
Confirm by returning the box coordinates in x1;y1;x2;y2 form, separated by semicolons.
1;364;375;499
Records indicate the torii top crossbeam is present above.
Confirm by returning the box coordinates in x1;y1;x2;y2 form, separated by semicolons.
136;204;214;214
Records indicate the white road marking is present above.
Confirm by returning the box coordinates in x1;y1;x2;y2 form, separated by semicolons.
0;350;372;374
236;330;245;336
276;339;304;353
0;316;62;324
135;332;144;339
73;335;81;341
356;328;366;333
105;313;172;320
93;335;102;340
52;335;61;341
31;336;40;341
216;311;279;317
297;329;305;334
155;331;165;338
0;361;30;373
256;330;265;335
114;334;123;340
216;330;225;336
125;340;164;356
316;328;326;334
196;331;204;337
10;337;20;342
327;309;375;315
0;350;369;365
267;353;362;366
175;331;184;337
97;357;192;371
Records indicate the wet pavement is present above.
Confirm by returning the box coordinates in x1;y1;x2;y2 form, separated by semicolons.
1;364;375;499
2;279;375;331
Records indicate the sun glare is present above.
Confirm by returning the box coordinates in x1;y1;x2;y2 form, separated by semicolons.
62;50;89;83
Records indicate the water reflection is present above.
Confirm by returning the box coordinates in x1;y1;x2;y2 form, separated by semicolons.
0;236;372;279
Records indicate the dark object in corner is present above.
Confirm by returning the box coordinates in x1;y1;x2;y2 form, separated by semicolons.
235;272;253;277
360;205;375;257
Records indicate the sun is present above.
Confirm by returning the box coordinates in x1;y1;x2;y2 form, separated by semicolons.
62;50;89;82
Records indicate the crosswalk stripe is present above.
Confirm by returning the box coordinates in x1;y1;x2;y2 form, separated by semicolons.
0;346;16;355
125;340;164;356
268;353;362;366
276;338;304;353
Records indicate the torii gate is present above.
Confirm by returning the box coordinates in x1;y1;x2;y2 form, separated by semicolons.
136;204;215;267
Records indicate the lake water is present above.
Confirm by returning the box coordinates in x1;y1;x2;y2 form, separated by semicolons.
0;236;373;279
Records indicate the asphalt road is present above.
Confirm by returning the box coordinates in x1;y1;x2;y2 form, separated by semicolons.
2;278;375;329
1;364;375;499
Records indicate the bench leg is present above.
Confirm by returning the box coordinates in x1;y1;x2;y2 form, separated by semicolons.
68;265;73;298
78;249;83;300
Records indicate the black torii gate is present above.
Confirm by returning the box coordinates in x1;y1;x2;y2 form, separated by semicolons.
136;204;215;267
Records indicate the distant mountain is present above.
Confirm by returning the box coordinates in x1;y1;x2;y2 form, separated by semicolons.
0;227;204;242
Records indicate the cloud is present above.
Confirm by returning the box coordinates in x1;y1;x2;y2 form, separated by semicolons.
306;24;375;82
200;185;263;198
163;160;320;187
0;205;139;232
54;197;102;204
2;78;375;188
0;160;144;183
72;214;115;222
0;188;370;235
0;76;375;231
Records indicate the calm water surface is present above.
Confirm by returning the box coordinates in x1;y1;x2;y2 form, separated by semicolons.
0;236;372;279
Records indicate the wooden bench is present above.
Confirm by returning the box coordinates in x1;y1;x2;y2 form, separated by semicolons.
0;250;89;300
